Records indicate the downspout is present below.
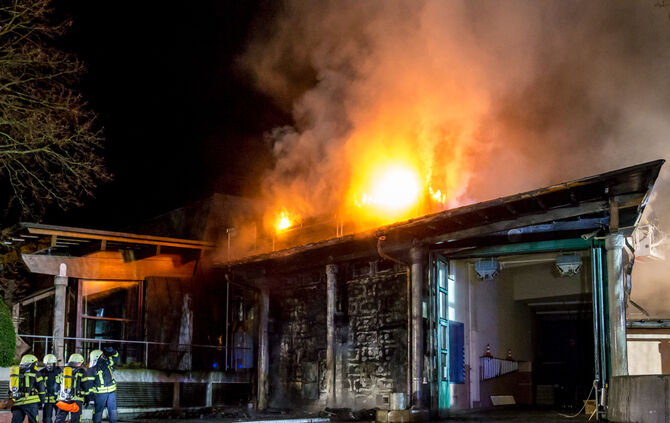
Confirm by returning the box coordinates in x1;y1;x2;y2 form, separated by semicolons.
224;273;231;370
377;235;412;407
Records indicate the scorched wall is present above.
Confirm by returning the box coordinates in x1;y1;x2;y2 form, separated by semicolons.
267;261;408;409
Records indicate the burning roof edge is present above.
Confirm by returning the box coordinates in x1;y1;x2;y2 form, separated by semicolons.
216;159;664;268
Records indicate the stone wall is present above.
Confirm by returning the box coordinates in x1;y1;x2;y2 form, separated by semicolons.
269;272;327;407
268;261;408;410
343;263;408;409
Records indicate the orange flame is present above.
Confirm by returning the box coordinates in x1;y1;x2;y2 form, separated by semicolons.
345;158;455;227
276;210;292;232
429;186;446;204
356;164;421;208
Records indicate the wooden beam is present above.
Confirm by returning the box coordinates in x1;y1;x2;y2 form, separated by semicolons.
25;223;212;249
18;289;55;306
21;251;197;279
610;198;620;232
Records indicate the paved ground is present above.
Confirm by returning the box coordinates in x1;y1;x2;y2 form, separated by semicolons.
123;407;594;423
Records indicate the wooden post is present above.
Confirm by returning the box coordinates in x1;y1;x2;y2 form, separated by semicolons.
257;288;269;410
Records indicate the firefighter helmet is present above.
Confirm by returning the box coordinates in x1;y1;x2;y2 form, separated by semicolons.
67;353;84;364
43;354;58;365
89;350;103;363
20;354;38;366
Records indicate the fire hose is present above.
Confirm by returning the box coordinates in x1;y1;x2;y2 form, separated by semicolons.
558;379;598;421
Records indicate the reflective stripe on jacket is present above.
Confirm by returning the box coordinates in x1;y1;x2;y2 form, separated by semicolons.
38;367;62;404
87;352;118;394
13;371;44;406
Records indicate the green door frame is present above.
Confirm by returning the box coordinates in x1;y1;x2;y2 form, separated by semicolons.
436;237;610;416
429;253;450;413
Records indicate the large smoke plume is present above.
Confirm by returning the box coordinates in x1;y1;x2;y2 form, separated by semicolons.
241;1;670;316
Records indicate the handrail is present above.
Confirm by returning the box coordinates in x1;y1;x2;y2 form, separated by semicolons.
18;334;243;349
17;334;252;369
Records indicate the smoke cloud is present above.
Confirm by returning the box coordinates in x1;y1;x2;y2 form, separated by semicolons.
241;0;670;315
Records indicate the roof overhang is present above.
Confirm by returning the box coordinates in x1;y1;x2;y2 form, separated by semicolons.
4;223;214;279
218;159;664;274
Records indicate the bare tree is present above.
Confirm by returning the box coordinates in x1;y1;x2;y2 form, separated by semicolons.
0;0;110;221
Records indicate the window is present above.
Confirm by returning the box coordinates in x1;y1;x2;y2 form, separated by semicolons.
80;280;141;341
449;321;465;384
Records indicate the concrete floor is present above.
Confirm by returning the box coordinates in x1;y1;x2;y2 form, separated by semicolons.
123;408;594;423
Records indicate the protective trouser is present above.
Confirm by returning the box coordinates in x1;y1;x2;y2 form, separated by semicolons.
11;403;39;423
54;401;83;423
93;392;117;423
43;402;55;423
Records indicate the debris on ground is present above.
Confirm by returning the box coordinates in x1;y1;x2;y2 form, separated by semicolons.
320;407;378;421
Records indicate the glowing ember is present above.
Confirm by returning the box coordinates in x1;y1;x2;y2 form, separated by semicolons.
276;210;292;231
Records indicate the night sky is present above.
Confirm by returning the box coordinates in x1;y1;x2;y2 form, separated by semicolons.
52;1;286;230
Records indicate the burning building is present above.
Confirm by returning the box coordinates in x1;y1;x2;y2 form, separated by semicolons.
216;159;665;420
2;161;667;421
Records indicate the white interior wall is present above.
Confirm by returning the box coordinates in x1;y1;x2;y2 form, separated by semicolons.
511;258;591;301
450;261;470;409
449;259;533;409
471;264;534;361
447;253;594;409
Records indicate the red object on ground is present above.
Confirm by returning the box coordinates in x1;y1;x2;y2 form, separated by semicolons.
55;401;80;413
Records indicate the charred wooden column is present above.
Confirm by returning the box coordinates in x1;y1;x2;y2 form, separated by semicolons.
410;244;425;407
258;287;270;409
326;263;338;406
53;263;68;363
606;233;628;376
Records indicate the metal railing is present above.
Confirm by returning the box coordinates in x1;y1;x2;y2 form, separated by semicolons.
480;356;519;380
17;334;253;371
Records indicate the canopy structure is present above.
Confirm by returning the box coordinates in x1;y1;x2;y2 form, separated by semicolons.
7;223;213;279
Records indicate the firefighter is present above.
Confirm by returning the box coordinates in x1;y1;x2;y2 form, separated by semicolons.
54;353;90;423
39;354;61;423
86;347;119;423
8;354;45;423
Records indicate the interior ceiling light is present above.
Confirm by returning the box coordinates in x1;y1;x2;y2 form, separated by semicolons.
475;259;499;280
555;253;582;277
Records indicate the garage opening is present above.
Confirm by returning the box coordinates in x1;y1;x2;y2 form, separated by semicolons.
430;249;598;412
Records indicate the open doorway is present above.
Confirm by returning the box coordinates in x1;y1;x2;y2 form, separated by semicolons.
435;249;596;411
533;306;594;409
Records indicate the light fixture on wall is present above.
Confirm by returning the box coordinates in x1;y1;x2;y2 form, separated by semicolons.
475;259;499;280
555;253;582;276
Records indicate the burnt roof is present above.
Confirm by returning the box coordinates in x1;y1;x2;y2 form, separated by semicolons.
219;159;664;272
